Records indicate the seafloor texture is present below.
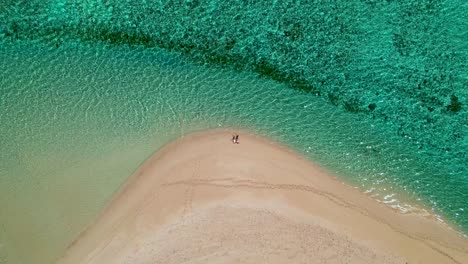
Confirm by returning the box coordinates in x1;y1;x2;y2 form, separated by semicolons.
1;0;466;167
0;1;467;264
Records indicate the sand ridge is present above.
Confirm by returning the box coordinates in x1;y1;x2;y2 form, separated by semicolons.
57;130;468;264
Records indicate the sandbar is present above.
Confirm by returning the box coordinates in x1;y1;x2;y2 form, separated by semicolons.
57;130;468;264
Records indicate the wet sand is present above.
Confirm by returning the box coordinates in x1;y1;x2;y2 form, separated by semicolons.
57;130;468;264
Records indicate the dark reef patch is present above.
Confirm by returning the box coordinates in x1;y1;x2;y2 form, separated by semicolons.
447;94;462;113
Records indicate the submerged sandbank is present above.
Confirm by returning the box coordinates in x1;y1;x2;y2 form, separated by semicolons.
57;130;468;264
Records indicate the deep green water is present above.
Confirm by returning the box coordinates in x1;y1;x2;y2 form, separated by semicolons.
0;1;467;263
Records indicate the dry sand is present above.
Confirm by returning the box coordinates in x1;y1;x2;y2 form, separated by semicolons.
57;130;468;264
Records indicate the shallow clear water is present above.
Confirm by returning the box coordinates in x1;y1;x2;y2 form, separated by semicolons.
1;40;467;264
1;1;468;262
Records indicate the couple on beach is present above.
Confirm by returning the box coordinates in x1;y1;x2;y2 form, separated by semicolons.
232;134;239;144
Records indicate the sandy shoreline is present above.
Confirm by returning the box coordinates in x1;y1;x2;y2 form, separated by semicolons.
57;130;468;264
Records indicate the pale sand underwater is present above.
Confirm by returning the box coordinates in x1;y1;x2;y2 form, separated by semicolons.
57;130;468;264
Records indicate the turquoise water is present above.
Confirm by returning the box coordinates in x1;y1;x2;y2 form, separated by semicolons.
1;1;467;263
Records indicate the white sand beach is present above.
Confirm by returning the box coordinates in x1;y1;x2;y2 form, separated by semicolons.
57;130;468;264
